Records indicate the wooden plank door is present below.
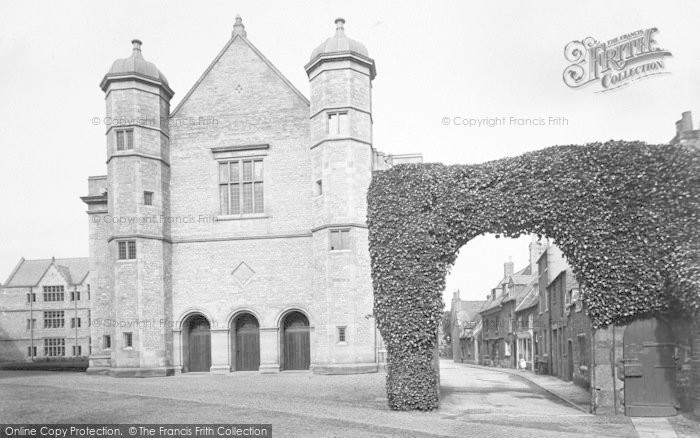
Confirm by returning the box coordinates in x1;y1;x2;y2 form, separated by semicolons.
282;311;310;371
235;314;260;371
623;318;677;416
188;323;211;372
284;327;310;370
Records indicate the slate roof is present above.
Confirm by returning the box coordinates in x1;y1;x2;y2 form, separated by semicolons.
514;279;539;313
4;257;89;287
479;265;532;313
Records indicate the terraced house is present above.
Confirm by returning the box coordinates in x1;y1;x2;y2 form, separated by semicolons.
0;257;91;361
80;17;420;377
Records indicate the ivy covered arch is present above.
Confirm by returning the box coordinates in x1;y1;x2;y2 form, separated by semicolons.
367;141;699;411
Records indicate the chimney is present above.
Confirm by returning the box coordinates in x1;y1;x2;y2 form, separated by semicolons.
452;290;460;301
504;257;514;278
529;238;546;275
681;111;693;132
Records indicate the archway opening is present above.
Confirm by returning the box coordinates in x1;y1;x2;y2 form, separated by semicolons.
232;313;260;371
182;314;211;373
367;141;698;411
281;311;310;371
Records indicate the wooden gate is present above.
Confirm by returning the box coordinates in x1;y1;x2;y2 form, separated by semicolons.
234;313;260;371
187;315;211;372
282;311;310;370
623;318;677;416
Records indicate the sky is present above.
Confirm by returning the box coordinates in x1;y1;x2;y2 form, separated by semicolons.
0;1;698;304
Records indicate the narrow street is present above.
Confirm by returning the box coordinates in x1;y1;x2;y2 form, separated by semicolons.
0;362;642;437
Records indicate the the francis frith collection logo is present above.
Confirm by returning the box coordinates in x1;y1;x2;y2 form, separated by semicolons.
563;28;672;92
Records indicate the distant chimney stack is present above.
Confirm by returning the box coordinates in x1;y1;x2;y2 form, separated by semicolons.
681;111;693;132
504;258;514;278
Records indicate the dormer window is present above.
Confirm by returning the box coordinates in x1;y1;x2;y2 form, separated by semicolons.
116;129;134;151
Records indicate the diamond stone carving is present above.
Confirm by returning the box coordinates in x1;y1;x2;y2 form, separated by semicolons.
232;261;255;286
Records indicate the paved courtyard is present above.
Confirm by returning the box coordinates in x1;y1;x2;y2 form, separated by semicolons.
0;360;663;437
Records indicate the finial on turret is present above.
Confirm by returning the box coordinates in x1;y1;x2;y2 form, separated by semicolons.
131;39;142;53
233;14;247;38
335;18;345;35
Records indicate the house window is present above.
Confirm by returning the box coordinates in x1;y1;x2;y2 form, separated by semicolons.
44;338;65;357
118;240;136;260
327;112;349;135
72;345;82;356
26;319;36;330
71;317;81;328
528;314;533;329
103;335;111;349
27;346;37;357
87;284;91;301
578;334;588;366
43;311;65;329
330;229;350;251
43;285;64;302
26;292;36;303
144;191;153;206
219;159;264;215
124;332;133;348
337;326;347;343
70;291;81;301
315;179;323;196
116;129;133;151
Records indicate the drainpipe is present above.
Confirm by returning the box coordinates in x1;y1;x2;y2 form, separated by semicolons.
612;325;617;414
29;286;34;362
74;285;79;356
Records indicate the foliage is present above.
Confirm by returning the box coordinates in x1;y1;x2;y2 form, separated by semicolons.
367;141;699;411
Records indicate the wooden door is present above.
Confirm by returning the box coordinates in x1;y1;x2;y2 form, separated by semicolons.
283;312;310;370
188;316;211;372
623;318;677;416
235;314;260;371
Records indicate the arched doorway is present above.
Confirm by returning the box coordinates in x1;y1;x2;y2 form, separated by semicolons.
183;314;211;372
232;313;260;371
623;318;677;416
281;311;310;370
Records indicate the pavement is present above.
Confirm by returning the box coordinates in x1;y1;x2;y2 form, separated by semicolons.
452;361;591;412
0;360;685;437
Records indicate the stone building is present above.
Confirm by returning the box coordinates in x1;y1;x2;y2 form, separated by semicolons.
0;258;91;361
449;290;484;364
81;17;420;376
513;280;538;371
479;240;545;368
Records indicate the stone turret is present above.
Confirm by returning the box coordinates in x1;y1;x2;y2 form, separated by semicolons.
305;19;378;373
87;39;174;376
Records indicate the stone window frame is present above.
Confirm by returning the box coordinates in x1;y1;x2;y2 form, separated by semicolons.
103;335;112;350
27;346;37;357
218;158;264;216
143;191;154;206
71;317;81;328
117;240;137;260
43;285;64;302
123;332;133;349
44;337;65;357
337;326;348;344
115;129;134;151
329;229;351;251
43;310;65;329
327;111;349;136
72;345;82;357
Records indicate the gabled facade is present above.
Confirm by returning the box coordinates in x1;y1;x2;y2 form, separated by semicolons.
81;17;420;376
449;290;485;364
0;257;91;362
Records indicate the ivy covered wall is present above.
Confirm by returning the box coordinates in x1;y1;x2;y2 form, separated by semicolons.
367;141;699;411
